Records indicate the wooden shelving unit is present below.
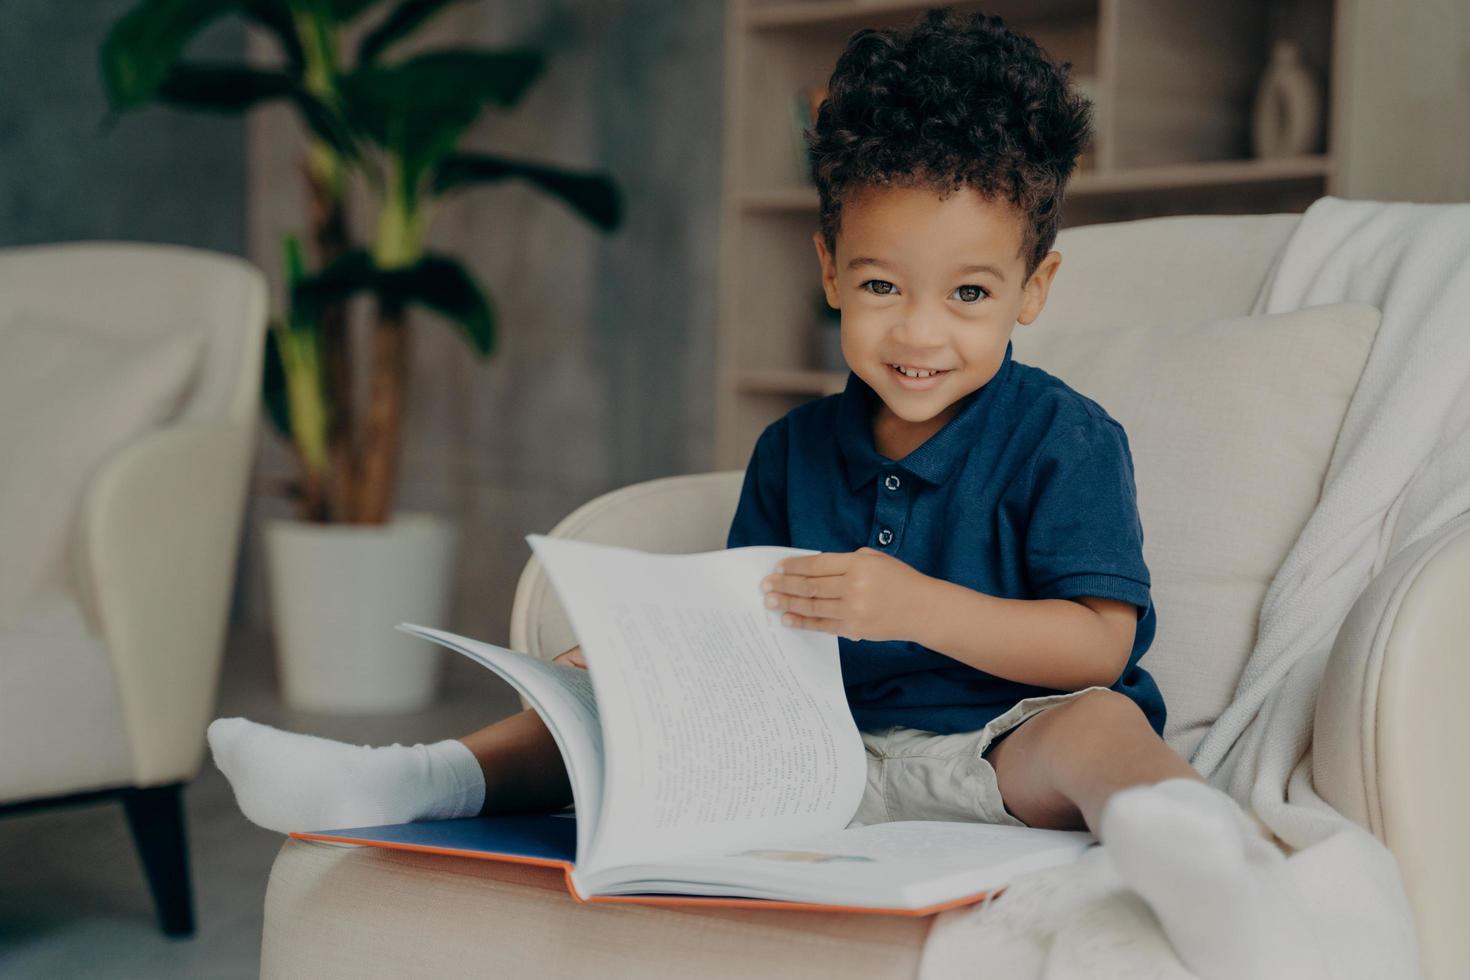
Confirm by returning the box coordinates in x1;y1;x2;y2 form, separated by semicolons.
740;155;1334;214
714;0;1341;469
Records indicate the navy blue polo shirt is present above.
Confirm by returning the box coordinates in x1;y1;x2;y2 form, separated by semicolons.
726;339;1165;737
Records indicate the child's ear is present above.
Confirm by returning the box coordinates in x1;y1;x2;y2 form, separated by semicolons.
812;231;840;309
1017;250;1062;326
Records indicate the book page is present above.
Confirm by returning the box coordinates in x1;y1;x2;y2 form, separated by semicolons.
588;820;1095;909
395;624;605;863
526;536;867;884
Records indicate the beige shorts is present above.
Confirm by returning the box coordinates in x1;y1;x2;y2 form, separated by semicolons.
847;685;1110;829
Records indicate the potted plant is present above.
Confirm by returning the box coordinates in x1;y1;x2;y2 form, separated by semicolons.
99;0;623;712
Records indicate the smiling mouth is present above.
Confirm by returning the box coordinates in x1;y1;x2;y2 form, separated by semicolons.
887;363;953;380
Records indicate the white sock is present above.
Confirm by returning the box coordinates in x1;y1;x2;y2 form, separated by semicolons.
206;717;486;835
1100;778;1327;980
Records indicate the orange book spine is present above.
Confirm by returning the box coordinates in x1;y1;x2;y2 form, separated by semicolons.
289;831;1000;916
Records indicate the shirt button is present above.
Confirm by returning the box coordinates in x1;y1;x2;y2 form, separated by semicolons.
877;528;894;546
884;474;901;491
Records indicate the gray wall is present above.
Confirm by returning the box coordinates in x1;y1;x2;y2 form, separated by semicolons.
588;0;724;487
0;2;245;250
239;0;725;645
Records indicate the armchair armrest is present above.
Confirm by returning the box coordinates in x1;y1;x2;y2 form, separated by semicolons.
1314;510;1470;980
76;420;257;786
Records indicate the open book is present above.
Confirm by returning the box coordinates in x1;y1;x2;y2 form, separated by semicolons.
289;534;1095;915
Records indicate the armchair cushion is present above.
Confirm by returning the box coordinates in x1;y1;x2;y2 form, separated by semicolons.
1012;302;1380;758
0;593;131;801
263;839;930;980
0;312;201;622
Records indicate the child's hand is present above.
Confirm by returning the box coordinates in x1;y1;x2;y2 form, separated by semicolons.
759;548;932;642
552;644;586;669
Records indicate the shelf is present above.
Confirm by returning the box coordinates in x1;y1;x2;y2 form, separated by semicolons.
745;0;1094;32
717;0;1350;470
1072;154;1333;194
735;368;848;397
740;155;1334;213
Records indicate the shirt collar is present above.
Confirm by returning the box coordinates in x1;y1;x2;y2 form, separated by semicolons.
837;340;1014;491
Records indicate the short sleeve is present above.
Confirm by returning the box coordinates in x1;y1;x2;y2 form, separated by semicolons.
1021;418;1152;611
726;418;791;548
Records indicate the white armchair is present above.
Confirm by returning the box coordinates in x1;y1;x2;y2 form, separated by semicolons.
259;213;1462;978
0;242;267;936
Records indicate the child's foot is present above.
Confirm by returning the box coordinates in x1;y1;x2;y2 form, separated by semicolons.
1099;778;1328;980
206;717;486;834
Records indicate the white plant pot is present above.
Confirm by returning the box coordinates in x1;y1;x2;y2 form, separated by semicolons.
265;512;458;714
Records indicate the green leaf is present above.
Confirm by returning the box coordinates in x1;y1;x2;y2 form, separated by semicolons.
327;0;382;22
391;254;497;355
261;322;293;437
356;0;465;64
290;248;375;321
155;61;297;111
151;60;359;158
292;249;497;357
432;153;623;230
282;232;310;326
288;87;362;161
336;48;545;188
100;0;246;111
239;0;305;66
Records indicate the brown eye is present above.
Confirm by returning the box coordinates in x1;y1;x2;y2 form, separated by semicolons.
862;280;895;295
953;285;988;303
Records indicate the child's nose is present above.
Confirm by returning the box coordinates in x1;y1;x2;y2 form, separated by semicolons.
893;311;948;346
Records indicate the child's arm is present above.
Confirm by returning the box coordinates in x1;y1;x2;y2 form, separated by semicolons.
765;551;1136;691
915;582;1136;690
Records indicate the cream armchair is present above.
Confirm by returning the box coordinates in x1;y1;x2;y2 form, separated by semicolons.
0;242;267;936
260;213;1463;978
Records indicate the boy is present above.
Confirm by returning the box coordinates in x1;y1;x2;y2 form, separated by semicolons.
211;10;1315;978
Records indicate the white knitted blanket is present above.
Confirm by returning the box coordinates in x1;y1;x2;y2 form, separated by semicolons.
920;196;1470;979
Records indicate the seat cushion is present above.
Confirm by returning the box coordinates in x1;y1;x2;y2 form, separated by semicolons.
0;594;133;801
1011;302;1380;759
0;311;201;622
263;839;929;980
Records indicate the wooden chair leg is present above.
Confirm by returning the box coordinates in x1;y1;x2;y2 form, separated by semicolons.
121;783;195;937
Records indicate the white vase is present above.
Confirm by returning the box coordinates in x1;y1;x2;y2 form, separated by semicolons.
1252;40;1322;159
265;512;458;714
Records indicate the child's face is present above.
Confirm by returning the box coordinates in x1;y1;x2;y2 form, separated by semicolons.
813;184;1061;429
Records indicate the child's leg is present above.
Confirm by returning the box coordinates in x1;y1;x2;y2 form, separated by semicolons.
457;707;572;814
982;687;1198;833
208;707;571;835
984;689;1323;980
210;646;586;834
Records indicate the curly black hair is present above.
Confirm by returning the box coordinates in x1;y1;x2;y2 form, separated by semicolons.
807;8;1094;283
